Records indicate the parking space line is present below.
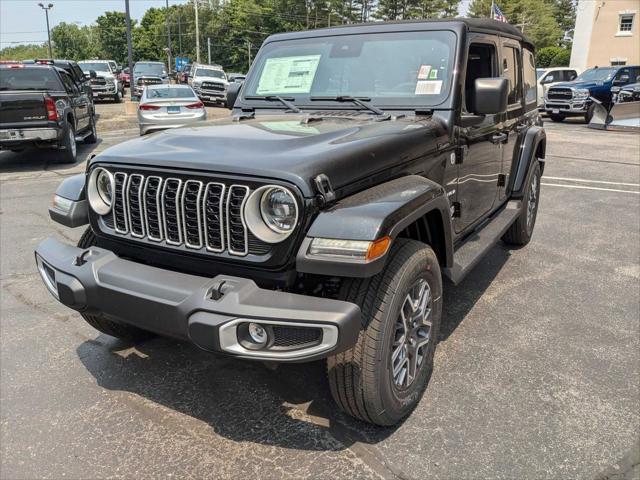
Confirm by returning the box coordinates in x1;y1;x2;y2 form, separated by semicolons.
541;183;640;194
544;176;640;187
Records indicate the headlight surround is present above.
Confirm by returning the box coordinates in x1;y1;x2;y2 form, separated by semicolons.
244;185;298;243
87;167;114;215
193;80;202;88
573;88;590;100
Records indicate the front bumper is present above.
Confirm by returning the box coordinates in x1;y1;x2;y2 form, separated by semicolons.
35;237;361;362
544;98;590;115
194;87;226;102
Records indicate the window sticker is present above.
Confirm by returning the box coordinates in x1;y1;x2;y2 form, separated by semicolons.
417;65;432;80
415;80;443;95
429;69;439;80
256;55;321;95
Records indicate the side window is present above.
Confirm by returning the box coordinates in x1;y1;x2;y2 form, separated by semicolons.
503;46;522;105
565;70;578;81
464;42;497;112
60;72;78;94
615;68;631;83
523;48;536;105
72;65;85;83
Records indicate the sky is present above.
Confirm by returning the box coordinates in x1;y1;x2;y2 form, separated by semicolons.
1;0;472;47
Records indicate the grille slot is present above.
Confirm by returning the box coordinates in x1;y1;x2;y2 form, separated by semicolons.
226;185;249;256
547;88;573;100
113;172;128;233
181;180;204;249
126;174;145;238
143;176;163;241
203;182;226;252
272;326;322;348
162;178;183;245
100;170;276;257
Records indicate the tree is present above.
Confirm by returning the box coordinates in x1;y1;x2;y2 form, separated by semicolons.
536;45;562;67
95;11;133;64
0;43;49;60
553;0;576;47
549;48;570;66
51;22;98;60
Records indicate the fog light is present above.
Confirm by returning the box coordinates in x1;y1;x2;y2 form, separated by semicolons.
248;323;268;345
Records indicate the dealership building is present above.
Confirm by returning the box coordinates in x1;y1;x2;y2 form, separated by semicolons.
570;0;639;70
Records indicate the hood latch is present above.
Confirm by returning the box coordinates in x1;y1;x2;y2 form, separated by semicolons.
314;174;336;207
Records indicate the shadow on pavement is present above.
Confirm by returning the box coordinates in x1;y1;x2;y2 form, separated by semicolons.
75;243;511;451
0;141;101;174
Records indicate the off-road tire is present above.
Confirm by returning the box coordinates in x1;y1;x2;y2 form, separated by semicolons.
502;161;541;246
327;239;443;426
84;115;98;144
549;114;565;122
77;228;154;342
58;122;77;164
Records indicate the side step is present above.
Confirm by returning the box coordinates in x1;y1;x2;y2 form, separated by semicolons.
443;200;521;285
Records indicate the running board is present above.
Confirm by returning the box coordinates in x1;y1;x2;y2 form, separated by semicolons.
443;200;522;285
75;130;92;142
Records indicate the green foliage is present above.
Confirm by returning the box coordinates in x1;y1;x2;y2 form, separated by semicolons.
0;43;49;60
51;22;99;60
375;0;461;20
553;0;576;47
95;11;133;64
536;46;563;67
549;48;570;66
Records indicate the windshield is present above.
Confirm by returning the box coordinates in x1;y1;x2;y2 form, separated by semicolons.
146;87;196;99
0;68;63;91
78;62;111;72
243;30;456;108
134;63;166;76
576;67;616;82
536;69;545;80
195;68;225;79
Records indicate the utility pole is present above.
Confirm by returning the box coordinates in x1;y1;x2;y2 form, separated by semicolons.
247;40;251;71
37;3;54;59
177;10;182;54
194;0;201;63
207;37;211;64
125;0;134;100
165;0;172;73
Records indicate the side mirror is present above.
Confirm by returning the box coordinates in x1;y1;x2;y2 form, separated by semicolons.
227;82;242;110
89;70;97;79
471;77;509;115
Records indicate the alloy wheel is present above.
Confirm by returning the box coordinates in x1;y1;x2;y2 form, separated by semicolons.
526;172;538;232
69;128;76;158
391;278;432;389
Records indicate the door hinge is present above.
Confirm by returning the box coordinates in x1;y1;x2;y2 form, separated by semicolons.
498;174;506;187
451;202;461;218
314;173;336;207
455;145;466;165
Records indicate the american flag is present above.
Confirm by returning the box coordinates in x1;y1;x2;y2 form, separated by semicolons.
491;2;507;22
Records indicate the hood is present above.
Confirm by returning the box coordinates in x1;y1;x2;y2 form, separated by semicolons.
83;69;114;79
91;113;447;198
550;80;603;90
195;76;228;84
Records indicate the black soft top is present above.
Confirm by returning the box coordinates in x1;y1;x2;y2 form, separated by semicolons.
267;17;533;50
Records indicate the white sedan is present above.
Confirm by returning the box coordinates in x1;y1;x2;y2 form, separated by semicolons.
137;84;207;136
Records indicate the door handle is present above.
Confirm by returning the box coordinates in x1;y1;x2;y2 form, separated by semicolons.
491;133;508;144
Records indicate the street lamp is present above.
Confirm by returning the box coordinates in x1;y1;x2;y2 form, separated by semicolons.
38;3;54;59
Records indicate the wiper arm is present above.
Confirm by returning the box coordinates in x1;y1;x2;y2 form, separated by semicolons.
310;95;385;116
244;95;301;113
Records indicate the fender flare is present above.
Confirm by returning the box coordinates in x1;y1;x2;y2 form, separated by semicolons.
296;175;454;278
509;126;546;198
49;173;89;228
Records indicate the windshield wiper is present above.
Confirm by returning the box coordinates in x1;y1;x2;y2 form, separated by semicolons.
244;95;301;113
310;95;386;116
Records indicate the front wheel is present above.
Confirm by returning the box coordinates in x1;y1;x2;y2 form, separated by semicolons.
584;103;596;123
327;239;442;426
113;90;122;103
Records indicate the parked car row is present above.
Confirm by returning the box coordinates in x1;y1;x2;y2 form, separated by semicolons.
77;60;125;103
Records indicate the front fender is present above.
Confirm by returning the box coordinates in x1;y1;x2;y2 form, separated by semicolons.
296;175;453;277
49;173;89;228
509;126;546;198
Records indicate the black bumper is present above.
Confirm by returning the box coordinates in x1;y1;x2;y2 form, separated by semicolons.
34;237;361;362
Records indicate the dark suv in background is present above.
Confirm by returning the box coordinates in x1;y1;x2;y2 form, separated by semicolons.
36;19;545;425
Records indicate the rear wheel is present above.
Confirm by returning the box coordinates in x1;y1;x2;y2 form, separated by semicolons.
502;161;541;246
58;122;77;164
84;115;97;144
327;239;442;426
549;114;565;122
77;228;154;342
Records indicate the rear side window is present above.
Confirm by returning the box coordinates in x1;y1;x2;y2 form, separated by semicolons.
503;46;522;105
523;49;536;105
0;68;64;91
59;71;78;93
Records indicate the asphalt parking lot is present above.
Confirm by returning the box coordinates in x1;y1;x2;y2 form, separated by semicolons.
1;109;639;479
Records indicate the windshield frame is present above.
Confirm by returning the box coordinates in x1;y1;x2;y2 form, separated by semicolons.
239;28;459;111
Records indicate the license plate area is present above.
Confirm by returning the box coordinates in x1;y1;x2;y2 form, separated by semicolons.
0;130;23;140
167;106;181;114
552;109;560;114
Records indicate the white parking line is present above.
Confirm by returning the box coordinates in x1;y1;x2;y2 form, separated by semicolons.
541;183;640;194
544;176;640;187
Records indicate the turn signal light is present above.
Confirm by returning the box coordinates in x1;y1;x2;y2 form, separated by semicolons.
44;95;57;121
366;236;392;262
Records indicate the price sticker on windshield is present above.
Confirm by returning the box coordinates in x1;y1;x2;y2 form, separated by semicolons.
257;55;321;95
415;80;442;95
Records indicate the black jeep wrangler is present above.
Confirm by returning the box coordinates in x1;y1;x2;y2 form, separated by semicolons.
35;19;545;426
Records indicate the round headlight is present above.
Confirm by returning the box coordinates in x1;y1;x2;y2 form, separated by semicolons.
260;187;297;233
87;167;114;215
244;185;298;243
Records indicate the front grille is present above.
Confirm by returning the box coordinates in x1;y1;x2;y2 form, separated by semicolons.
91;77;107;86
137;77;162;86
102;169;274;257
202;82;225;91
547;88;573;100
272;326;322;348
